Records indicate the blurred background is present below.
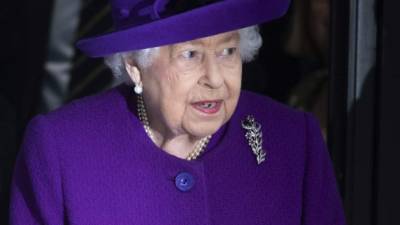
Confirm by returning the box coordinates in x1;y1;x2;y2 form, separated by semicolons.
1;0;399;224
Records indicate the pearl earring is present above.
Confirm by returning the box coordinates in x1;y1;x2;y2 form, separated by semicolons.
134;84;143;94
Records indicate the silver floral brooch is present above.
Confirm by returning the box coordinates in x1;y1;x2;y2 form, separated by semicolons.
241;115;266;165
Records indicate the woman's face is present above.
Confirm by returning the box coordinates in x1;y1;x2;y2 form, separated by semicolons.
131;31;242;139
309;0;330;57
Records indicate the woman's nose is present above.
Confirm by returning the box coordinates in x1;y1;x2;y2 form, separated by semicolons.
199;56;224;89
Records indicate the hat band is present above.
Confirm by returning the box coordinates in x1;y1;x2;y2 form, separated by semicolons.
114;0;222;29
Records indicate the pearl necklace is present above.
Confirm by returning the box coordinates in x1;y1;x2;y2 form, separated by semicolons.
136;95;211;161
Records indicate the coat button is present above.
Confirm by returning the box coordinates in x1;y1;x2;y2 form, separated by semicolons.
175;172;195;192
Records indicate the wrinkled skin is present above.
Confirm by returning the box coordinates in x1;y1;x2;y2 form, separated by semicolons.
125;31;242;158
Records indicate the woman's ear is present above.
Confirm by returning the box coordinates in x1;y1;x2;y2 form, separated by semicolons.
124;57;142;86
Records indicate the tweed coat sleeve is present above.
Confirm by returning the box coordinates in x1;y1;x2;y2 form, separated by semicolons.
302;113;346;225
9;115;64;225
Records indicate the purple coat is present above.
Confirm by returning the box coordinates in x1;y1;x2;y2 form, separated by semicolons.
10;85;346;225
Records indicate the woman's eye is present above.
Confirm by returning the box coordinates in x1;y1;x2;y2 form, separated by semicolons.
181;50;198;59
221;47;237;56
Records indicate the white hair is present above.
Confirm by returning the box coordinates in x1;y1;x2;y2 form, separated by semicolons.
104;25;262;84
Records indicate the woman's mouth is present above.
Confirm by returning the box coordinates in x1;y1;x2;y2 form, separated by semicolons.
191;100;222;114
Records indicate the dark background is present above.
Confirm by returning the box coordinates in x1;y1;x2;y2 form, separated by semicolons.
1;0;399;224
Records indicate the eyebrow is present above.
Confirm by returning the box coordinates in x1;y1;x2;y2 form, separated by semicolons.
215;33;240;45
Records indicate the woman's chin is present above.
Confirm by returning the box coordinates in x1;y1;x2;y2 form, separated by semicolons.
182;104;229;137
184;119;225;138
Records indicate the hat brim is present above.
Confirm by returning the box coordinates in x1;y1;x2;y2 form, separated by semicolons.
76;0;291;57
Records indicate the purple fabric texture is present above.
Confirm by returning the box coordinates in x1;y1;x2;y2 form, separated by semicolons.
76;0;291;57
10;85;346;224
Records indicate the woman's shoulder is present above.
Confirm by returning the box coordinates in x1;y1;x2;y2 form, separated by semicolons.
238;90;306;123
26;85;133;138
40;86;129;125
236;90;315;152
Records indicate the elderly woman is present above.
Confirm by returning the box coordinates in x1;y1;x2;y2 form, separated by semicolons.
10;0;346;224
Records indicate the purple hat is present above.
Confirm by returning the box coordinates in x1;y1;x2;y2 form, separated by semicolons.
76;0;291;57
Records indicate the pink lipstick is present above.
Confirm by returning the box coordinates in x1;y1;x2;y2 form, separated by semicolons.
191;100;222;114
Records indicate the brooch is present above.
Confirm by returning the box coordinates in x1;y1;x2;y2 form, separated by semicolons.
241;115;266;165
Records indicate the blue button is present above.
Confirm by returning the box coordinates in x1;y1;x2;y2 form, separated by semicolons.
175;172;195;192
